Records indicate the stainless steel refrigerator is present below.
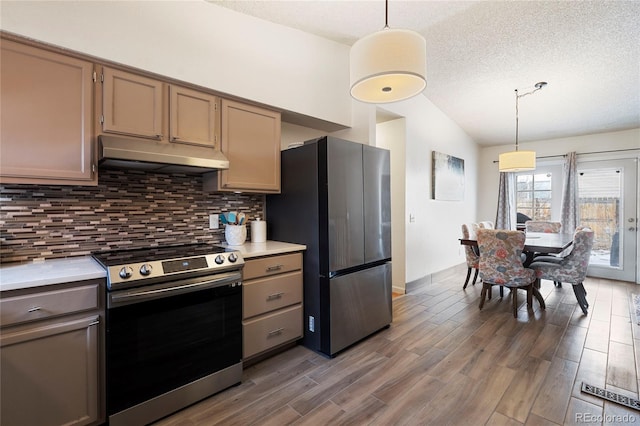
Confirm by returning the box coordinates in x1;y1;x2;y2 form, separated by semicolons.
266;136;392;357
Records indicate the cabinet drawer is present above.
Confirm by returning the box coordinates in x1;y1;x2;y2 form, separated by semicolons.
243;271;302;319
0;284;100;327
243;304;302;359
243;253;302;280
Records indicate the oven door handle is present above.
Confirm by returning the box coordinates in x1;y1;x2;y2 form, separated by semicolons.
108;271;242;307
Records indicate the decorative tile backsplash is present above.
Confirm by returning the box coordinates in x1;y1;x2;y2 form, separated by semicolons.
0;169;265;263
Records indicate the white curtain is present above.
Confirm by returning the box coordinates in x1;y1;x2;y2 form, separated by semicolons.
495;172;516;230
560;151;580;232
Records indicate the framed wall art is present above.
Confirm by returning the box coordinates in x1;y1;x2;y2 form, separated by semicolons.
432;151;464;201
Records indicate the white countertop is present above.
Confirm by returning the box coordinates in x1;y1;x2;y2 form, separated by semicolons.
0;257;106;292
0;241;305;292
222;240;306;259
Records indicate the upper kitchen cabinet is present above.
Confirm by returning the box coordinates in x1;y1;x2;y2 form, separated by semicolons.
0;39;96;185
169;85;219;147
204;99;281;193
100;67;220;148
100;67;164;139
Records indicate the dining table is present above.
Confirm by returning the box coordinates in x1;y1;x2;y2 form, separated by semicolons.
459;231;574;309
459;231;574;267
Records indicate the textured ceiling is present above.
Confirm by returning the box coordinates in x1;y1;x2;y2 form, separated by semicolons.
208;1;640;146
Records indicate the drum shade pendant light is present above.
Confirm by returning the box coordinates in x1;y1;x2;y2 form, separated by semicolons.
350;0;427;103
499;82;547;172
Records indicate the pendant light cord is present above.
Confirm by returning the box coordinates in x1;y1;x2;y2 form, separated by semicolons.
514;82;547;152
515;89;520;151
384;0;389;29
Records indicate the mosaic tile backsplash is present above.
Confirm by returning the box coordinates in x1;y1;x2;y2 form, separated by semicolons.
0;169;265;263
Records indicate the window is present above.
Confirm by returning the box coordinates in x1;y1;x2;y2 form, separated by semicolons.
516;173;552;220
578;168;621;267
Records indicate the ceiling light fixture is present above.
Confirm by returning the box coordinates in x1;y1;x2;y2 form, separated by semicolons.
349;0;427;103
498;81;548;172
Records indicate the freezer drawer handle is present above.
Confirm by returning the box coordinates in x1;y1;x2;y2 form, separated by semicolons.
266;292;284;301
267;328;284;337
266;264;283;272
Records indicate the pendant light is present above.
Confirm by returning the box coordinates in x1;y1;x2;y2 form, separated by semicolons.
498;82;547;172
350;0;427;103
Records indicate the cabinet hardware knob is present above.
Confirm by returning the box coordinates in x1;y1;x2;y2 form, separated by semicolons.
266;265;283;272
267;328;284;337
266;292;284;301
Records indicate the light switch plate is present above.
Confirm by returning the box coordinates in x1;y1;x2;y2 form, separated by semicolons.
209;214;219;229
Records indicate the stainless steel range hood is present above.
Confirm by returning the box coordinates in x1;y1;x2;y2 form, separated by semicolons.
98;135;229;173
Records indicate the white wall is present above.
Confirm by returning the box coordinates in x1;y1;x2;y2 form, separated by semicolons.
478;128;640;223
0;0;352;129
381;95;480;284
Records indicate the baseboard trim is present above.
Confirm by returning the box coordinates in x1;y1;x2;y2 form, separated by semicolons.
392;285;407;295
406;263;466;294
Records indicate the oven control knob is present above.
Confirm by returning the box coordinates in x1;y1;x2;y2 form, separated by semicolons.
119;266;133;279
139;264;153;276
228;253;238;263
215;255;225;265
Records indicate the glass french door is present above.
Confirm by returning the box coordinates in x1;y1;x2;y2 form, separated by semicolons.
578;158;638;282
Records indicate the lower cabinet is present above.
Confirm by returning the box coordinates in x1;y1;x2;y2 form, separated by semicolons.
243;305;303;358
0;280;104;426
242;252;303;361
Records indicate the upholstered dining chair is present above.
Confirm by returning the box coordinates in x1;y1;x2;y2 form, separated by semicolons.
479;221;494;229
477;229;539;318
524;220;562;233
461;223;480;289
529;227;594;315
524;220;562;287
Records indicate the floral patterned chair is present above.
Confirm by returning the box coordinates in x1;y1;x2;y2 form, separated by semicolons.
477;229;539;318
529;228;594;315
461;223;481;289
524;220;563;287
524;221;562;233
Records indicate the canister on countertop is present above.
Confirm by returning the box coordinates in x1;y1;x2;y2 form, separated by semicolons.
251;218;266;243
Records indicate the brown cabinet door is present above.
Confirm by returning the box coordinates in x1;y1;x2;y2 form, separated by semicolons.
101;67;164;139
169;85;219;147
242;305;302;359
216;99;281;193
1;315;101;426
0;40;95;184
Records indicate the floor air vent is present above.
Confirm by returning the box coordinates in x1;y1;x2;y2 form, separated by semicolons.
581;383;640;411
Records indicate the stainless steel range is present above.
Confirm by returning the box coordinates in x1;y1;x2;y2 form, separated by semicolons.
92;243;244;426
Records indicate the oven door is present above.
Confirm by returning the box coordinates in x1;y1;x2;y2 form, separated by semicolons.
106;271;242;417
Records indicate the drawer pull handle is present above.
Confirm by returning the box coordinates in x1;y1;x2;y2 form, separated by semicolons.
267;292;284;301
268;328;284;337
89;320;100;327
266;265;283;272
27;306;42;313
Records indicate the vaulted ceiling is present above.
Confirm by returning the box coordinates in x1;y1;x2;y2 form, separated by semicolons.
208;1;640;146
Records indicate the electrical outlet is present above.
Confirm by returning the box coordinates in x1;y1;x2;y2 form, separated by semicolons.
309;315;315;332
209;214;219;229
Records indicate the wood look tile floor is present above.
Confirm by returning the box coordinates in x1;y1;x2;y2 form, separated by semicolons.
155;265;640;426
